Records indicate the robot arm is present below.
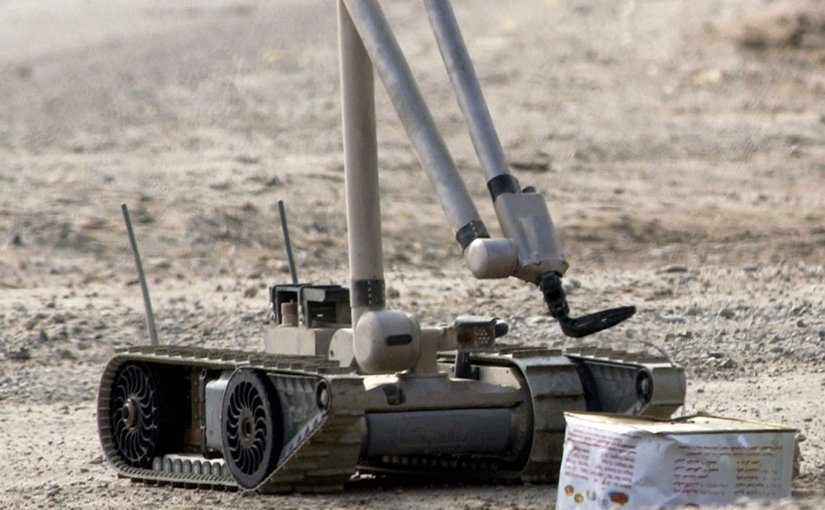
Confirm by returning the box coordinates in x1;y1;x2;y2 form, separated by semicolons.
427;0;635;337
341;0;633;339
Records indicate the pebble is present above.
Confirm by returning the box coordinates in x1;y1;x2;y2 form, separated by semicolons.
525;316;550;326
658;265;689;274
719;308;736;319
658;314;685;324
6;348;31;361
57;349;77;361
235;154;259;165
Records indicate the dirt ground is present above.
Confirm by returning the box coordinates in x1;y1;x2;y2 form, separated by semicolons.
1;0;824;508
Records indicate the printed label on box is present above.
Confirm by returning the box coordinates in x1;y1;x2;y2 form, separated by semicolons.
556;413;795;510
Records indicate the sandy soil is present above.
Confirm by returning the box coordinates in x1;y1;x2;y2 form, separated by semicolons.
1;0;824;508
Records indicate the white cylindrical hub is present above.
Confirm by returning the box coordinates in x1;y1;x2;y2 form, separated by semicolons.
466;238;519;279
353;310;421;374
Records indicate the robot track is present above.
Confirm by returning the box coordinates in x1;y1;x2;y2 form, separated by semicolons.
98;345;683;492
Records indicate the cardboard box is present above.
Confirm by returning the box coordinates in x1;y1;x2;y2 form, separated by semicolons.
556;412;796;509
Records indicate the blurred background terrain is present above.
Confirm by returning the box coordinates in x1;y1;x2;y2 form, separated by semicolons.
0;0;823;507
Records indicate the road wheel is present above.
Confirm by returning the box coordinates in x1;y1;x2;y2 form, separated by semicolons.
109;362;162;467
222;369;281;488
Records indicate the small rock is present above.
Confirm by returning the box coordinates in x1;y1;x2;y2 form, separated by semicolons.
243;287;258;299
719;358;736;369
719;308;736;319
659;314;685;324
659;265;689;274
209;181;231;191
6;348;31;361
151;259;172;271
526;316;550;326
235;154;259;165
38;330;49;343
796;319;806;328
509;160;550;172
57;349;77;361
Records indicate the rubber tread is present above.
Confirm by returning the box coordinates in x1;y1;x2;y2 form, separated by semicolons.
97;346;359;492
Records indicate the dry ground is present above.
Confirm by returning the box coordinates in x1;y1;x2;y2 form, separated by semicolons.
1;0;824;508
